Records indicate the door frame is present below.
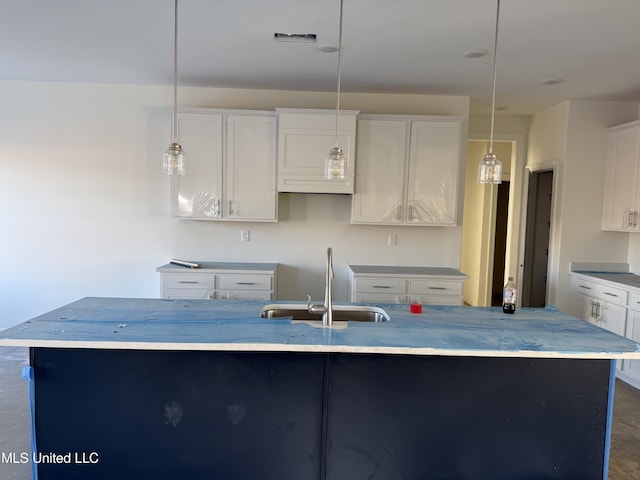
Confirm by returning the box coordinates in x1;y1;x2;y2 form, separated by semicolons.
519;163;557;307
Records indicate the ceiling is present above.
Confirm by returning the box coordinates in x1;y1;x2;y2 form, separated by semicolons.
2;0;640;115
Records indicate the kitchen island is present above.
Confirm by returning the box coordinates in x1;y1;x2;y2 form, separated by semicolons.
2;297;640;480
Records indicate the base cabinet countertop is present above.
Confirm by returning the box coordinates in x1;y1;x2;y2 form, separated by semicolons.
2;298;639;480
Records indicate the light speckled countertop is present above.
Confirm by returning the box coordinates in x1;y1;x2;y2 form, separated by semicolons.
573;271;640;290
349;265;467;278
156;262;278;273
1;297;639;359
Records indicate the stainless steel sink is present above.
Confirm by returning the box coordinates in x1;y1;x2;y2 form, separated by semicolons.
260;304;390;323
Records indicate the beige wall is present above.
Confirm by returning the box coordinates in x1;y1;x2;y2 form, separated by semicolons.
461;140;514;306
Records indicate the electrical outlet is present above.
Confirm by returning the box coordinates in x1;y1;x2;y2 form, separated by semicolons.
388;233;398;246
241;230;250;242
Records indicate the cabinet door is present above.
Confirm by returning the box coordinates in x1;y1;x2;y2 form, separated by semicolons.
602;123;640;231
276;109;357;194
406;120;461;225
624;309;640;384
172;113;224;218
225;115;277;221
597;301;626;336
570;291;596;324
351;119;407;224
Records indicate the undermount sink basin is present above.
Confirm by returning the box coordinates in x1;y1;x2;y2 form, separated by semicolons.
260;304;390;323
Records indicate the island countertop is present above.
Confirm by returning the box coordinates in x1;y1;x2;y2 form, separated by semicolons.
1;297;640;359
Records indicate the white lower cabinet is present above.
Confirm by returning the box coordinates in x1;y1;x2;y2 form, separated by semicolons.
157;263;278;300
623;294;640;388
570;274;640;384
348;266;467;305
570;276;627;336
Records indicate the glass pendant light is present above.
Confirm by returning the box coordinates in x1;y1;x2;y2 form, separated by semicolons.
477;0;503;184
326;0;346;181
163;0;186;176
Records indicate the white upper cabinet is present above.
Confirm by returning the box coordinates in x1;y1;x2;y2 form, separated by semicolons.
172;109;277;222
352;115;464;226
276;108;359;194
603;120;640;231
350;118;407;223
224;114;277;220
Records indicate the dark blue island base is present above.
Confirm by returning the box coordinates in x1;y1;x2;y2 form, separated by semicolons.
31;348;614;480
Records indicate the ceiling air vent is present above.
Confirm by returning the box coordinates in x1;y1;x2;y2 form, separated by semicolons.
274;33;317;43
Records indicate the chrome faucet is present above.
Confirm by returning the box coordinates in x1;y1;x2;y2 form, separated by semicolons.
307;247;334;326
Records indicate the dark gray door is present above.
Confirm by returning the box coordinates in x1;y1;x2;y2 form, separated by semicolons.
522;170;553;307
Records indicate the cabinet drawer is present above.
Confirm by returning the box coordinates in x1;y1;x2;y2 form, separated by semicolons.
410;279;462;296
571;276;598;294
162;273;215;290
629;292;640;309
353;293;404;304
421;295;463;306
594;283;628;306
354;277;407;294
217;290;272;301
218;274;272;291
570;277;627;306
162;288;213;299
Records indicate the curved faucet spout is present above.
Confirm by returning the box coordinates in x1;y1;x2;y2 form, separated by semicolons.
306;247;335;326
325;248;333;326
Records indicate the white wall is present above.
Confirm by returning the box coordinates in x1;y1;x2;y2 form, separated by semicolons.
625;104;640;272
0;80;469;328
527;100;638;312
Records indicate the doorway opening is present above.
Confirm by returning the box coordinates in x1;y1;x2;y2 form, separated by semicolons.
521;170;553;307
491;181;510;306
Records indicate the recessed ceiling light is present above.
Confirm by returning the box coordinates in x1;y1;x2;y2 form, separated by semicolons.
274;33;317;43
463;49;489;59
541;78;563;85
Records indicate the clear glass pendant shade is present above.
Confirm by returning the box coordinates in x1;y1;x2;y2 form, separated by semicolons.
163;142;187;176
477;152;502;184
326;146;345;180
477;0;503;185
327;0;345;182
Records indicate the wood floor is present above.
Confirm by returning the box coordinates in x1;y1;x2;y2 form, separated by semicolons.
609;379;640;479
0;347;638;479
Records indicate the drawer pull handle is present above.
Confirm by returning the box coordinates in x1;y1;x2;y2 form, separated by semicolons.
428;287;447;290
603;292;618;297
578;285;592;290
235;282;257;285
178;281;199;284
372;285;392;289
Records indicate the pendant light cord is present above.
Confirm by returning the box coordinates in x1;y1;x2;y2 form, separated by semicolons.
488;0;500;154
334;0;344;148
172;0;179;144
